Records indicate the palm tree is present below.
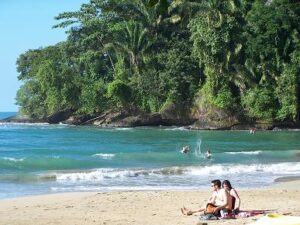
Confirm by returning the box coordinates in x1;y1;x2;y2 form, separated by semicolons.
105;21;152;76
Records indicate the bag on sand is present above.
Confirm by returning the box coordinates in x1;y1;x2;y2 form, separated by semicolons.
205;203;217;214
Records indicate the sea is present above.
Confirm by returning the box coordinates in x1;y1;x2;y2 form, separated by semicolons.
0;112;300;199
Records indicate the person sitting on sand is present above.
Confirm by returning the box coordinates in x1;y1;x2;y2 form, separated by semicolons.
222;180;241;213
181;179;232;216
180;145;190;154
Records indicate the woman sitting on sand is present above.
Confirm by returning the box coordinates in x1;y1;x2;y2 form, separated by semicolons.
222;180;241;213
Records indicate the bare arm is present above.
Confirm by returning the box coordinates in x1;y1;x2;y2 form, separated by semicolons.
231;189;241;210
208;192;216;204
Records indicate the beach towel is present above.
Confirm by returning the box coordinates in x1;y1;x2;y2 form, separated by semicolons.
199;214;219;220
247;214;300;225
235;210;266;218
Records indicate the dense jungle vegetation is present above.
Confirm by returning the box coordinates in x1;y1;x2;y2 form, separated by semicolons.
16;0;300;124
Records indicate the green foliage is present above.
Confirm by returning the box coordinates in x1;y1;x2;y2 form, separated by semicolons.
107;79;132;108
159;98;174;113
114;55;129;81
16;81;47;118
214;85;236;110
148;0;169;11
79;78;108;113
14;0;300;123
275;50;300;121
242;86;278;120
200;75;237;110
245;0;300;84
16;45;81;118
156;35;200;103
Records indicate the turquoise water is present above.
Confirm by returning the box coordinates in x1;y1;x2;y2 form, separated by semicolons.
0;112;16;120
1;112;300;199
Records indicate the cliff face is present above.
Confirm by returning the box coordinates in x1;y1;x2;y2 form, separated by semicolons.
75;98;299;130
2;100;299;130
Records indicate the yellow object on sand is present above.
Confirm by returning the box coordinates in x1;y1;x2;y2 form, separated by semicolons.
248;214;300;225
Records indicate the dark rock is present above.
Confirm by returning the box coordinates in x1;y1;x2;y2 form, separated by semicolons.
46;109;75;123
64;114;97;125
0;115;45;123
190;96;239;129
120;113;164;126
160;102;196;126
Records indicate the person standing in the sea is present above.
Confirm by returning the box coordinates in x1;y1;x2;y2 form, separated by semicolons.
181;145;190;154
205;149;212;159
249;128;256;134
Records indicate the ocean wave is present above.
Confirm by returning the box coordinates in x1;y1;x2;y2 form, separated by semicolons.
50;185;197;192
92;153;115;159
1;157;25;162
164;127;190;131
114;128;133;131
55;168;139;181
225;151;262;155
55;167;190;182
53;162;300;182
186;162;300;175
2;162;300;184
49;155;60;159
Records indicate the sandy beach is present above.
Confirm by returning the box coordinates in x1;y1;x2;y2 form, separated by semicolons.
0;180;299;225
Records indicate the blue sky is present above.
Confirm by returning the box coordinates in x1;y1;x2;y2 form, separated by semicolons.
0;0;88;112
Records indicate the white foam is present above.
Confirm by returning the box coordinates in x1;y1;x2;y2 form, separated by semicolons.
56;169;140;181
114;128;133;131
186;162;300;176
1;157;25;162
53;162;300;182
51;185;199;192
92;153;115;159
225;151;262;155
49;155;60;159
165;127;190;131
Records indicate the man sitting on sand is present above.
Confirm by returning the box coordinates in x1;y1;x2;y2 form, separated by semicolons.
181;179;232;216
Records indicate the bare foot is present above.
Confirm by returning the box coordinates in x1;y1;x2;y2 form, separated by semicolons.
181;207;193;216
181;208;187;215
186;210;193;216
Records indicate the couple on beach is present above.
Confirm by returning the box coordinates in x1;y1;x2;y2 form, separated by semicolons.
181;179;240;217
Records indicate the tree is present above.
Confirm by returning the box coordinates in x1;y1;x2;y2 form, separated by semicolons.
16;44;81;118
188;1;247;110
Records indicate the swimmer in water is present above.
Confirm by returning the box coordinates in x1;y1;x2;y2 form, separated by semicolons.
205;149;212;159
181;145;190;154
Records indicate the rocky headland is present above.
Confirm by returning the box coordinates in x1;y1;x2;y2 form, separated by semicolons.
1;102;299;130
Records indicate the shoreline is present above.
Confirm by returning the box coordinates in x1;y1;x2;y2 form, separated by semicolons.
2;114;300;130
3;120;300;131
0;180;299;225
1;175;300;200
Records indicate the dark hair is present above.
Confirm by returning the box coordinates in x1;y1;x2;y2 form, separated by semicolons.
211;179;221;188
222;180;233;190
